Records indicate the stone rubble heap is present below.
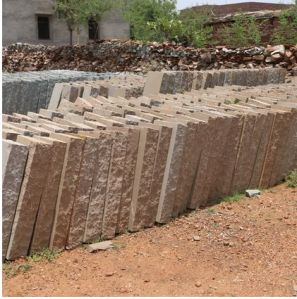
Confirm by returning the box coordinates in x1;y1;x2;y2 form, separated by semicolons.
3;41;297;75
2;68;297;261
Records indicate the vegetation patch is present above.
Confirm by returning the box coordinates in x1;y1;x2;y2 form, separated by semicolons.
28;248;59;263
286;169;297;188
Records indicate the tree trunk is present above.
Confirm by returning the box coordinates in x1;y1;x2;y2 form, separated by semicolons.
76;27;81;45
69;29;73;46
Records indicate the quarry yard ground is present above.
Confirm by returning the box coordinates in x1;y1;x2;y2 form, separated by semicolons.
3;184;297;297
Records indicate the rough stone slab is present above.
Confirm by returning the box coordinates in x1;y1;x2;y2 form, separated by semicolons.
230;114;257;193
269;111;293;186
215;114;245;198
129;127;159;230
30;137;67;253
6;136;52;260
101;131;127;239
259;112;285;189
205;115;234;202
249;112;275;188
2;140;28;260
49;133;85;251
66;135;100;249
173;121;197;217
155;122;187;223
47;83;64;110
146;124;172;227
83;132;113;243
87;240;113;252
116;128;140;234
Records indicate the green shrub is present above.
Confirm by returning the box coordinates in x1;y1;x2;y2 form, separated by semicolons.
286;169;297;188
220;13;261;47
272;2;297;44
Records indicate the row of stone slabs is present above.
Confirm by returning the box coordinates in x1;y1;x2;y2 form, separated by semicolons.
2;80;297;261
2;70;129;115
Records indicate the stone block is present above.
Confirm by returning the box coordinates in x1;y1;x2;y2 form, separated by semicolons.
6;136;52;260
49;133;85;251
2;140;28;260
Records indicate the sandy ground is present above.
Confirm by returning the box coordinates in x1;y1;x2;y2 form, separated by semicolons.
3;183;297;297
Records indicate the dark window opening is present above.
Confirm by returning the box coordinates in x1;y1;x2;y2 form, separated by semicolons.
89;19;99;40
38;16;50;40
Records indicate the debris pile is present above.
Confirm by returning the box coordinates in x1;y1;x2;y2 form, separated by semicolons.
3;41;297;75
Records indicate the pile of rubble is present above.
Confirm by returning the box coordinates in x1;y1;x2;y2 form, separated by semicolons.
2;68;296;260
3;41;297;75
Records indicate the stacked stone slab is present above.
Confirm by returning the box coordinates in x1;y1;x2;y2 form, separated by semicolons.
2;70;296;260
2;70;137;115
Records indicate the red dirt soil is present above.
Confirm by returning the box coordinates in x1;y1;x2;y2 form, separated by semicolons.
3;184;297;297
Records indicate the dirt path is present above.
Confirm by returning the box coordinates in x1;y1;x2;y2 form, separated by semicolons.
3;184;297;297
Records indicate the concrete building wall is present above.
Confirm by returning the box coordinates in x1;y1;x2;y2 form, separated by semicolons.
3;0;130;46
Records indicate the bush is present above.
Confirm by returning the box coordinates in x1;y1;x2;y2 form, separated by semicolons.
286;169;297;188
220;13;261;47
272;2;297;44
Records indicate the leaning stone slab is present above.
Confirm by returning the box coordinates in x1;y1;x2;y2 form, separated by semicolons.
30;137;67;253
129;127;159;231
48;83;64;110
101;131;128;239
116;128;140;234
155;121;187;223
2;140;28;260
66;134;100;249
6;136;52;260
83;131;113;243
49;133;85;251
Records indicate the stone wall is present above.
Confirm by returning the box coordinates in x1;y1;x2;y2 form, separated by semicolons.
2;69;297;261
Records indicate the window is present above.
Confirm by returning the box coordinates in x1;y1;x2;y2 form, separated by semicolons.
89;19;99;40
37;16;50;40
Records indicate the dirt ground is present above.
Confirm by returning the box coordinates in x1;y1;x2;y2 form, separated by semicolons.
3;184;297;297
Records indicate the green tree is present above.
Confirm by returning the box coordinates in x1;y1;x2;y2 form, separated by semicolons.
272;1;297;44
55;0;116;45
122;0;178;41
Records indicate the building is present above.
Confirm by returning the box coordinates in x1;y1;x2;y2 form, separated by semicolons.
2;0;130;46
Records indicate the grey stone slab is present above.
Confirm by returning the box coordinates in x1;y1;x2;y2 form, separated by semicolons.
6;136;52;260
2;140;28;260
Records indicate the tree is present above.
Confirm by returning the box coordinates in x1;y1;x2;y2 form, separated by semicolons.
55;0;116;45
122;0;178;41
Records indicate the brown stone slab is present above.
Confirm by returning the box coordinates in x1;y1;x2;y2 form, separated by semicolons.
6;136;52;260
269;111;293;186
249;112;275;188
49;133;85;251
155;122;187;223
2;140;28;260
101;131;128;239
66;134;100;249
83;132;113;243
129;127;159;230
116;128;140;234
259;112;286;189
230;113;257;193
30;137;67;253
